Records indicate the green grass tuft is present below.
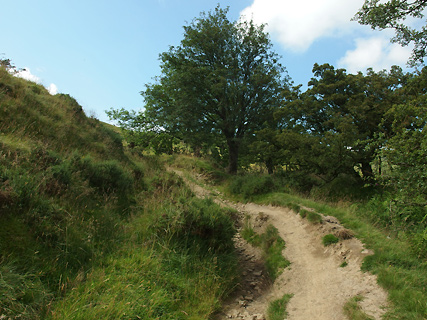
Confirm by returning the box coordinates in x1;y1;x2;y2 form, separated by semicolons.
306;211;323;224
267;293;293;320
322;234;340;246
343;296;375;320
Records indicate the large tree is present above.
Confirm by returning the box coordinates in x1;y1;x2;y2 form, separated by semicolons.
142;6;289;173
263;64;408;184
354;0;427;66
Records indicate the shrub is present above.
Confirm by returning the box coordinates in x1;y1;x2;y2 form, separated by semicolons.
322;234;339;246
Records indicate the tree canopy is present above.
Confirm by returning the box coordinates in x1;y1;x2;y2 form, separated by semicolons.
142;6;290;173
354;0;427;66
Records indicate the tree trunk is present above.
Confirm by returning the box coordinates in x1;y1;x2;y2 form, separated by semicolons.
226;138;239;174
361;160;373;180
265;158;274;174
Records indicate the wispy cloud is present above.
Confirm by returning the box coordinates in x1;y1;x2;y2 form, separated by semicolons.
240;0;364;52
338;36;412;73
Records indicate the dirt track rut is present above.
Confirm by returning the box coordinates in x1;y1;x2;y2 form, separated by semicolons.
172;170;388;320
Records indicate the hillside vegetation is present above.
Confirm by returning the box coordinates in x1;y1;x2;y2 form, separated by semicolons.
0;65;238;319
169;155;427;319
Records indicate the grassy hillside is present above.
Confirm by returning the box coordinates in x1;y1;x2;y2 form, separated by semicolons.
0;66;238;319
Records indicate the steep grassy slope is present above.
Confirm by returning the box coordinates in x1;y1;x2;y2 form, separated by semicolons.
0;66;237;319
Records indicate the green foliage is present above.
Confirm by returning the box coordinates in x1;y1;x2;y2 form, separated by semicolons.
262;225;290;279
0;262;51;319
322;234;339;246
299;209;308;218
290;203;301;213
354;0;427;66
266;293;293;320
50;197;238;320
140;5;289;173
171;155;228;184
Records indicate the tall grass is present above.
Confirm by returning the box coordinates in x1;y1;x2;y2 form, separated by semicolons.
0;66;238;319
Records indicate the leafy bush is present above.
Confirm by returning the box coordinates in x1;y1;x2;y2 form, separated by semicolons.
322;234;339;246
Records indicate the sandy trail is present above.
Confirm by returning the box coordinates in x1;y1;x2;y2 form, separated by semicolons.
172;169;388;320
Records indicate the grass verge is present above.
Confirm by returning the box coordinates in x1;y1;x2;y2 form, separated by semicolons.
266;293;293;320
241;216;290;280
256;193;427;319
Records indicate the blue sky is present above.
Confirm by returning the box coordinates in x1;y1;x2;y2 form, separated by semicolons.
1;0;416;122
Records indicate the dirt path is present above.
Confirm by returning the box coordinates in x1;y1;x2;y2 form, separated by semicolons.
172;169;389;320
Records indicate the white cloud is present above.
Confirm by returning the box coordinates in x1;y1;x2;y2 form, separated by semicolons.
240;0;365;52
47;83;58;95
14;67;41;83
338;36;412;73
14;67;58;95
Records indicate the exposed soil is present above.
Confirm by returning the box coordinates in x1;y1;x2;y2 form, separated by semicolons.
172;169;389;320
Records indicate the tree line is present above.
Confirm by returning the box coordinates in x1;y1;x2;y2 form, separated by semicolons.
108;2;427;227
